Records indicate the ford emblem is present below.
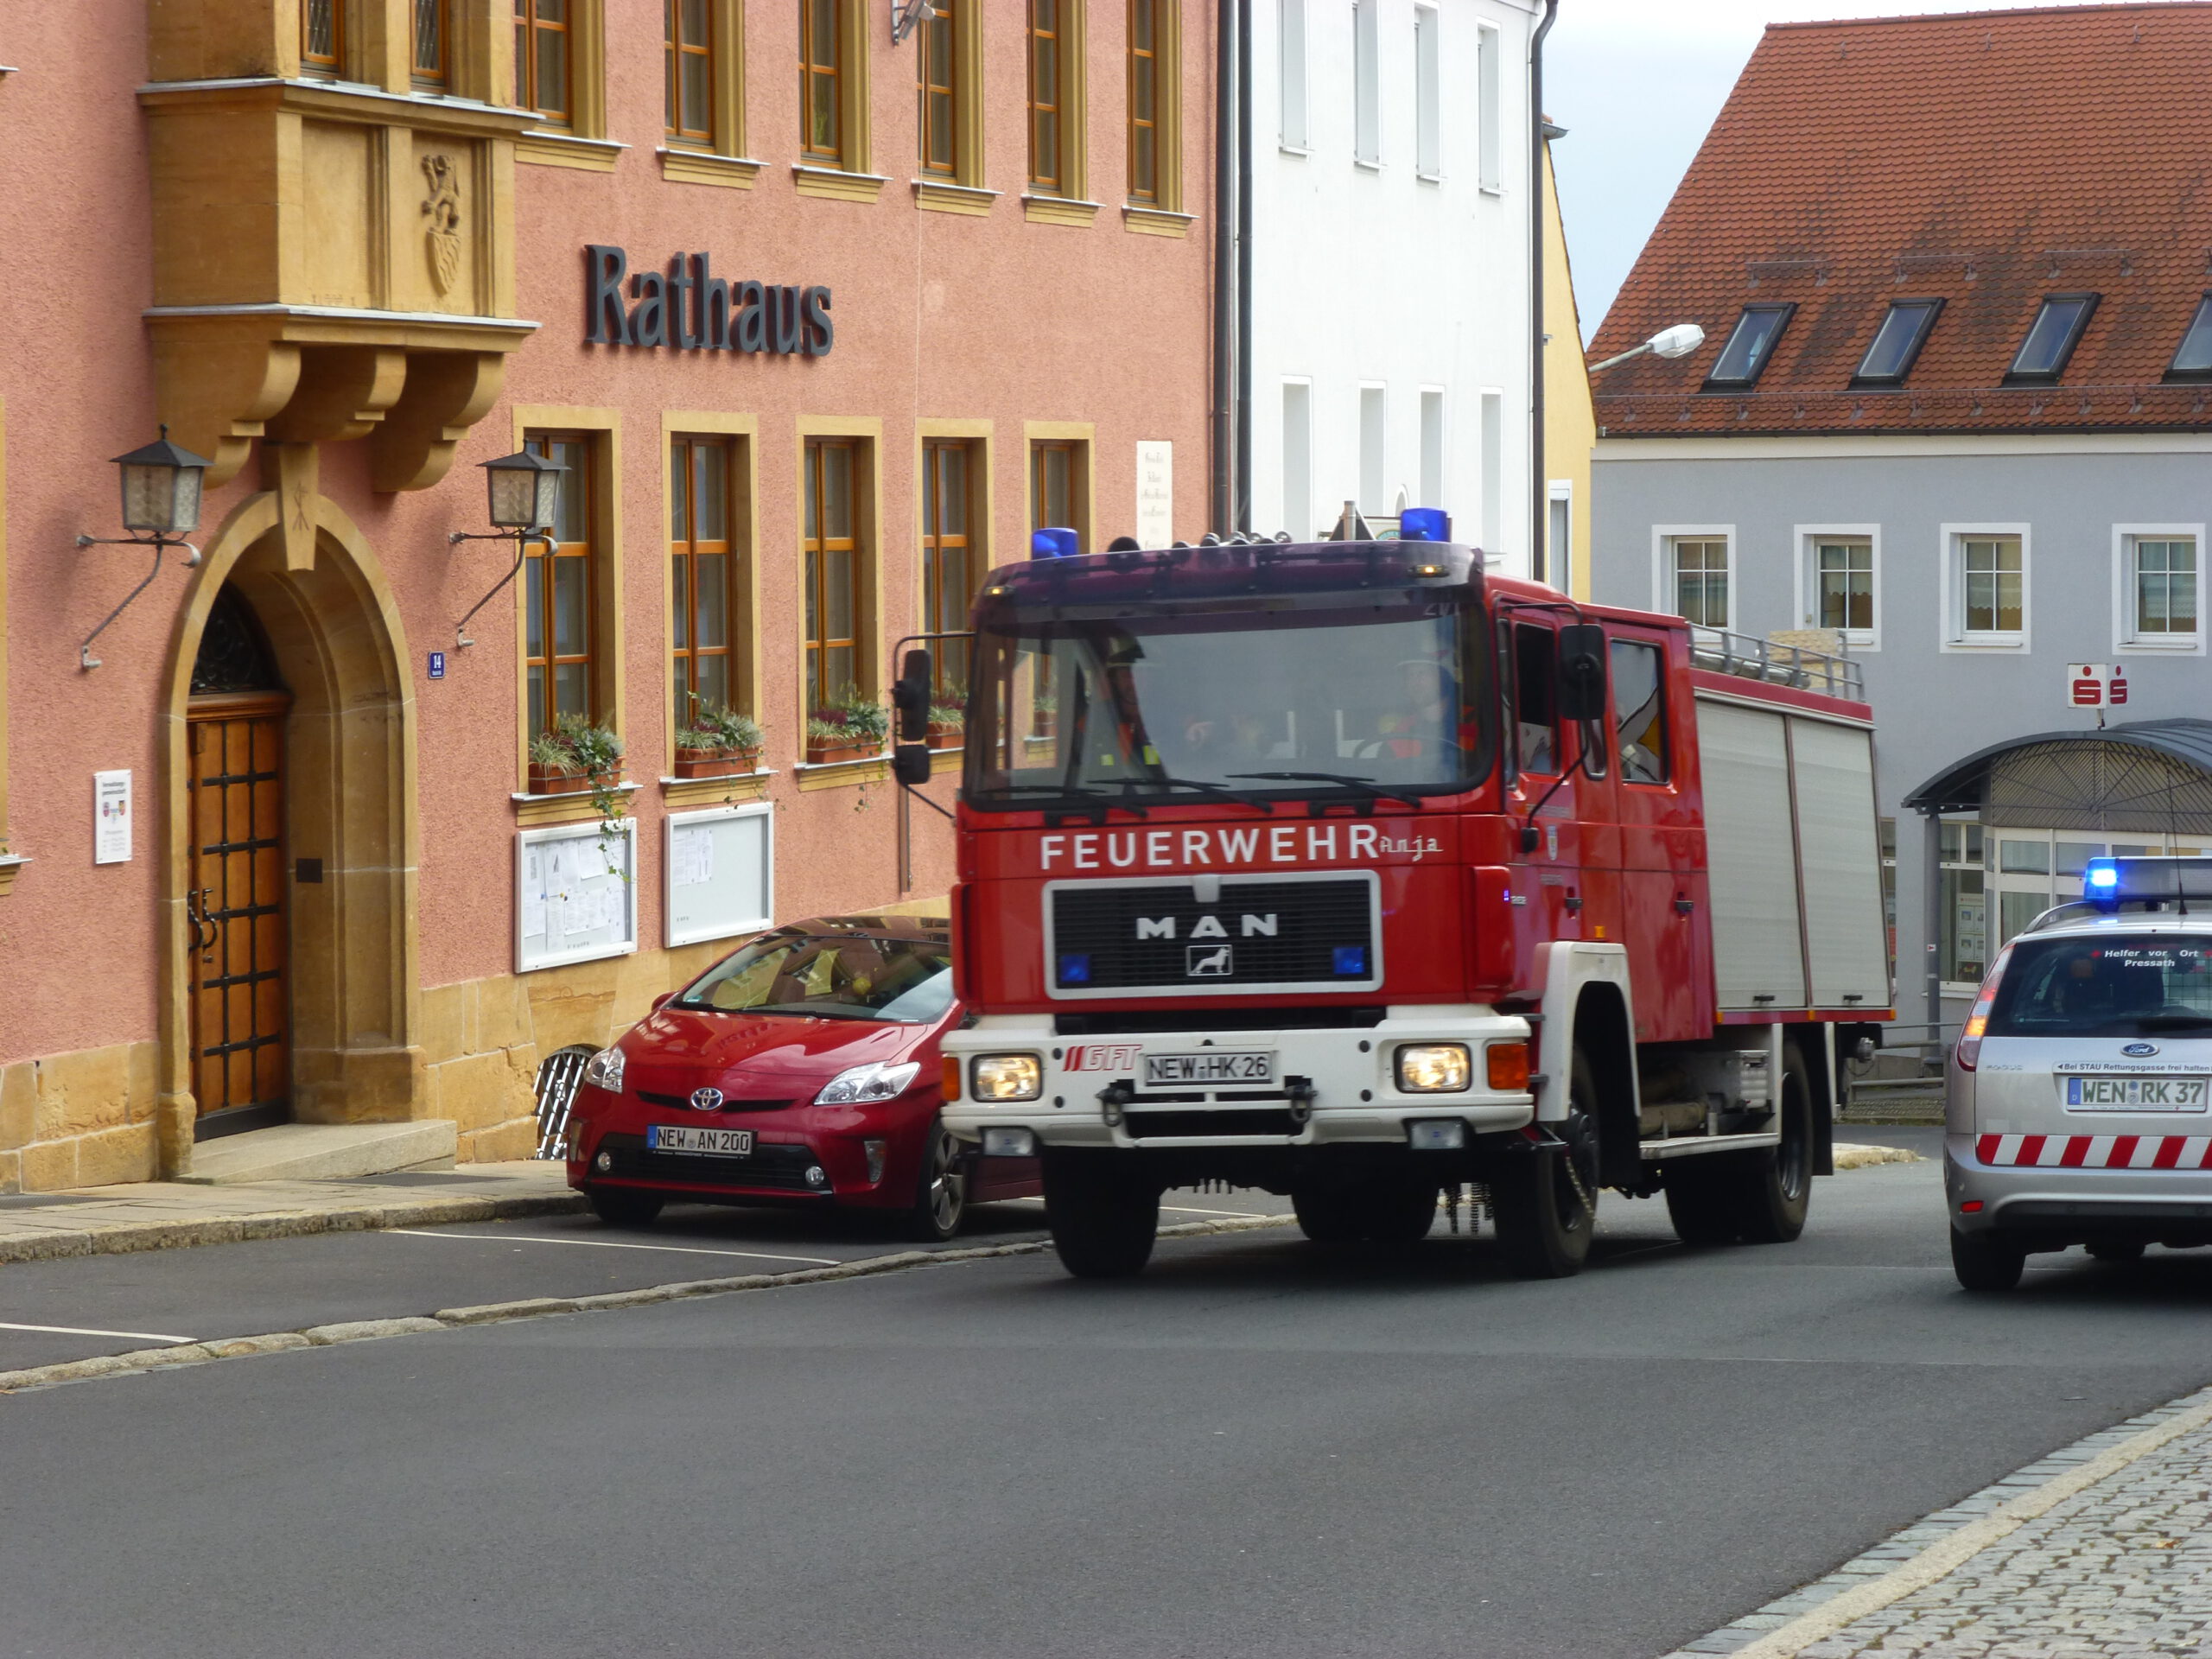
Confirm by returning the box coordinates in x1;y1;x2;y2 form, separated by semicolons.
2122;1042;2161;1058
689;1086;726;1112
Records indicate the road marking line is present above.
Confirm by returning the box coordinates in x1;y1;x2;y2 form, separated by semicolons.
1003;1197;1268;1219
382;1230;839;1266
0;1320;196;1344
1719;1389;2212;1659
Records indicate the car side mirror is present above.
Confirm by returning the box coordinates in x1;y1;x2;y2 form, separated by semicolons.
650;991;673;1012
892;649;933;743
893;744;932;786
1557;624;1608;723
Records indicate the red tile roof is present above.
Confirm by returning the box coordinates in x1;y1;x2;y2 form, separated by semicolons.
1589;3;2212;436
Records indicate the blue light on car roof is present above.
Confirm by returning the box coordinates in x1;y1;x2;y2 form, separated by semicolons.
2088;861;2120;889
1398;507;1450;543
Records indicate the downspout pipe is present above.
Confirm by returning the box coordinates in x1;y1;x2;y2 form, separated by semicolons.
1234;0;1253;534
1528;0;1559;586
1211;0;1240;536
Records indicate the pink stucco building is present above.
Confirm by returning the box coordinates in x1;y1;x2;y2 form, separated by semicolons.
0;0;1217;1187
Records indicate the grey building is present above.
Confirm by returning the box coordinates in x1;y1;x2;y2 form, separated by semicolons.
1583;5;2212;1027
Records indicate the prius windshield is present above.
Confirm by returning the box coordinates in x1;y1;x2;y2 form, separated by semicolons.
672;931;956;1023
965;589;1491;809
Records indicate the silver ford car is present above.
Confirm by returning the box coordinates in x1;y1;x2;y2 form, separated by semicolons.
1946;857;2212;1291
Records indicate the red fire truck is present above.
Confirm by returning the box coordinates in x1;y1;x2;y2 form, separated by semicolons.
897;529;1891;1278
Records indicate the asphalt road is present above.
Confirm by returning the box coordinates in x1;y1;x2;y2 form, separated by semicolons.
7;1160;2212;1659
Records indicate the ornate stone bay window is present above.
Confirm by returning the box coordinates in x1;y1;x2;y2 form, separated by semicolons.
141;0;538;492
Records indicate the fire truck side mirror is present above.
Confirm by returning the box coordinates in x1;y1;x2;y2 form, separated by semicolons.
1556;625;1609;722
892;649;933;743
893;744;933;786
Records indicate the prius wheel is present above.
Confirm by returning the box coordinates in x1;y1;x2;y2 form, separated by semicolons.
905;1119;969;1243
586;1185;664;1228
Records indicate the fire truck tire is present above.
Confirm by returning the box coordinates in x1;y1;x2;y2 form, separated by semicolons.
1491;1053;1600;1278
1733;1046;1815;1244
1294;1181;1439;1246
1045;1159;1160;1278
1662;1163;1740;1246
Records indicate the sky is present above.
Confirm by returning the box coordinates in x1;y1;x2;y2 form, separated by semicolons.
1548;0;2087;340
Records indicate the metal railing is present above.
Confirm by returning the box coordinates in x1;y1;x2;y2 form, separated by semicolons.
1688;626;1865;700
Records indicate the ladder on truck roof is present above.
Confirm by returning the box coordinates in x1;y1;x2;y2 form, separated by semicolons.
1688;627;1864;701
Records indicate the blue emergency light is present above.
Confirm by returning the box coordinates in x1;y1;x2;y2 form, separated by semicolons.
1031;526;1081;559
1398;507;1451;543
2083;856;2212;909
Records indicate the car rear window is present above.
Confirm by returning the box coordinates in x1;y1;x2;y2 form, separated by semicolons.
674;933;955;1024
1986;934;2212;1038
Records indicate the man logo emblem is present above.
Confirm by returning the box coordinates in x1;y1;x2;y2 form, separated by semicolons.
2122;1042;2162;1058
689;1086;726;1112
1186;944;1234;977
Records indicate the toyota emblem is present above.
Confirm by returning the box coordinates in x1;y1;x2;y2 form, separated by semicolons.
2122;1042;2161;1058
689;1086;726;1112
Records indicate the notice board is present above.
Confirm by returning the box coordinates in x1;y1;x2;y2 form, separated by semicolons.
665;802;774;948
517;819;639;973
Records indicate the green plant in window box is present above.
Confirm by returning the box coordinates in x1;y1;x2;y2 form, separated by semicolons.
674;707;765;778
927;702;966;747
528;715;627;844
805;695;890;764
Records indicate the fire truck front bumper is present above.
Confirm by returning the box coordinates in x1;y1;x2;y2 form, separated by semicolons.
940;1008;1536;1151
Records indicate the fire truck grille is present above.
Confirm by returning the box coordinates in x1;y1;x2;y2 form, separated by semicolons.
1049;877;1377;995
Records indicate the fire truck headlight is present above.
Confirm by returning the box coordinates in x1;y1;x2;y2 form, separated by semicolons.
971;1054;1044;1102
1395;1044;1472;1094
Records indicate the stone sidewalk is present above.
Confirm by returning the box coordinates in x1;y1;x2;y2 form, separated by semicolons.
1661;1382;2212;1659
0;1161;583;1265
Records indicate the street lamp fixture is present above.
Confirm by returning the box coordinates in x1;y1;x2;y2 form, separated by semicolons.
891;0;941;44
76;425;212;671
1587;322;1707;375
450;448;567;649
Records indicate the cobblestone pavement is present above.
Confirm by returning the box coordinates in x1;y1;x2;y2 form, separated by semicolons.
1661;1384;2212;1659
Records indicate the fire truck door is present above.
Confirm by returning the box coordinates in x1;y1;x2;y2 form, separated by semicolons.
1608;630;1708;1042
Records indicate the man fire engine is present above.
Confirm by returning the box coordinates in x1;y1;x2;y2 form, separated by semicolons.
893;515;1891;1279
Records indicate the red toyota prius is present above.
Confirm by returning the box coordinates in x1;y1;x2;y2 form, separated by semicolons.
563;916;1037;1239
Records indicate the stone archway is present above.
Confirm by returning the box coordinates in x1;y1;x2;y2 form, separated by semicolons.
155;480;422;1178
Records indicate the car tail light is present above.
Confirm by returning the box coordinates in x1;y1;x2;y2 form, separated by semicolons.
1486;1040;1531;1092
1955;946;2013;1072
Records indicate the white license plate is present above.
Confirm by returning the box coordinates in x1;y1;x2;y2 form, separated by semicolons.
646;1124;757;1155
1142;1051;1277;1087
2063;1077;2210;1110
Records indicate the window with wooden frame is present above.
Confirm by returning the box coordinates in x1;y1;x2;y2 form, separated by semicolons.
1031;440;1086;537
667;0;713;143
671;437;747;735
1128;0;1160;201
412;0;450;88
800;0;845;164
1029;1;1070;192
917;9;958;177
922;441;979;698
1123;0;1180;213
524;433;596;736
515;0;573;123
803;438;867;717
302;0;344;77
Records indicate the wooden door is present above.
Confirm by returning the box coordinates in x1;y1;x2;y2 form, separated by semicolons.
186;692;292;1134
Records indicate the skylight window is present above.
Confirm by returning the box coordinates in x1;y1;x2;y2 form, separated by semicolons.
2165;295;2212;381
2005;294;2098;382
1702;303;1794;389
1853;298;1943;385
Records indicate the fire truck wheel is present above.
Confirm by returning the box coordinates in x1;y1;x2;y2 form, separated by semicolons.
1293;1180;1439;1246
1045;1158;1160;1278
1662;1162;1740;1246
585;1186;664;1228
1292;1185;1365;1244
1491;1054;1600;1279
1734;1046;1814;1245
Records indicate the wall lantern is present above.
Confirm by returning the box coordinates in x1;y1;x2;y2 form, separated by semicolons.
450;448;567;648
76;426;212;671
890;0;942;45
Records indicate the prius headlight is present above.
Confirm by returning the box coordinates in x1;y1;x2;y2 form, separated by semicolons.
582;1046;626;1093
814;1060;921;1105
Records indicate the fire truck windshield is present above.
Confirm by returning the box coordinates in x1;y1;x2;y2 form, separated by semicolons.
964;588;1491;810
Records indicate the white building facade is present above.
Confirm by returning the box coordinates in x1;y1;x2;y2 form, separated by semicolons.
1243;0;1542;569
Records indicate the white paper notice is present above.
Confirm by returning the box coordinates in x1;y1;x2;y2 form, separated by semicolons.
1135;441;1173;549
672;825;714;888
522;846;548;939
93;771;132;866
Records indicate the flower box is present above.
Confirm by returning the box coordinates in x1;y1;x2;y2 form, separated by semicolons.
673;747;760;779
526;760;590;795
926;720;963;748
805;736;876;766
